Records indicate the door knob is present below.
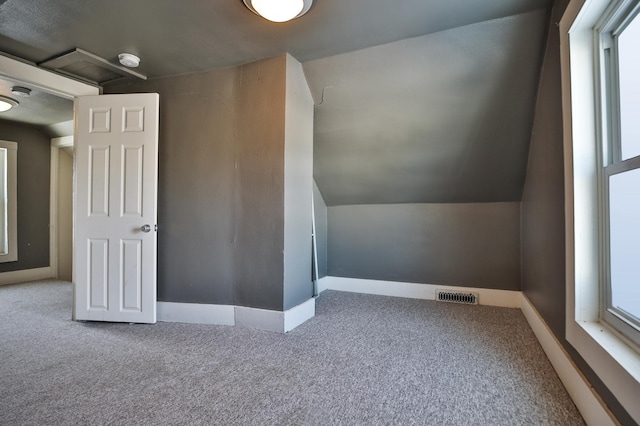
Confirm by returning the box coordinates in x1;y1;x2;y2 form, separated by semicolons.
140;224;152;233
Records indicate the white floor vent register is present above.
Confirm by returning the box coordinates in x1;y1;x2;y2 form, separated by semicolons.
436;290;478;305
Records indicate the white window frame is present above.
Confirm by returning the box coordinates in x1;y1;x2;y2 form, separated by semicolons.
561;0;640;422
597;0;640;349
0;140;17;263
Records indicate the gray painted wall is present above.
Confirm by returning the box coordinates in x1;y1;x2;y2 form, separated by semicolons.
109;67;239;306
283;55;314;310
521;15;565;342
107;56;290;311
0;120;50;273
328;203;521;290
107;54;315;312
232;56;286;311
313;181;328;279
521;3;633;423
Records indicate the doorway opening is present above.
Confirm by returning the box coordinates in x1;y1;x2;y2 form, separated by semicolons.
0;54;99;286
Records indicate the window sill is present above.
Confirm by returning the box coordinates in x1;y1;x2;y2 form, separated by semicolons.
567;318;640;419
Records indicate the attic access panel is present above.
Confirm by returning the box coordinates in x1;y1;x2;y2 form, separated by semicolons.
38;48;147;86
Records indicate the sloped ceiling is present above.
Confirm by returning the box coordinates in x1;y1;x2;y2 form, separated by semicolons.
0;0;552;204
0;0;551;75
305;10;549;205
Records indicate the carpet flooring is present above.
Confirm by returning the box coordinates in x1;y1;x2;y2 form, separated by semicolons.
0;280;584;425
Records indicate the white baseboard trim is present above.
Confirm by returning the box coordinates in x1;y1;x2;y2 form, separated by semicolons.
236;298;316;333
318;276;521;308
157;302;235;326
0;266;54;286
235;306;284;333
284;297;316;332
520;295;617;426
157;298;316;333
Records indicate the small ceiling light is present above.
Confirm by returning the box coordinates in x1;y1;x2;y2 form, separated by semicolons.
0;96;18;113
11;86;31;97
118;53;141;68
243;0;313;22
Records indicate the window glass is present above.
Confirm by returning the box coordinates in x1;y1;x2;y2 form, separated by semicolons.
608;168;640;320
618;14;640;160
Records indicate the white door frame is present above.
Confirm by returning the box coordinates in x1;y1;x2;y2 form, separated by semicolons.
0;55;99;100
50;142;60;280
0;54;98;286
50;136;74;281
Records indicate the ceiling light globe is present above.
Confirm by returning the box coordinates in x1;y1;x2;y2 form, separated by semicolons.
0;101;12;112
250;0;304;22
0;96;18;112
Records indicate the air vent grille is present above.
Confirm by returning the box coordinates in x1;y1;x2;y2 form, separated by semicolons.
39;48;147;85
436;290;478;305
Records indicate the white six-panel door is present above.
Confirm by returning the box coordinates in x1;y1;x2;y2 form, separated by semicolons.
74;93;159;323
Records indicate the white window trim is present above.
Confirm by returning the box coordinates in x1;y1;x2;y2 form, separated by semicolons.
561;0;640;422
0;140;17;263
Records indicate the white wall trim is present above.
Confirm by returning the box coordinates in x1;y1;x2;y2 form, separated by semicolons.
0;54;99;99
49;146;59;280
284;297;316;332
235;298;316;333
0;140;18;264
235;306;285;333
157;298;316;333
157;302;235;326
317;276;330;293
318;276;522;308
521;295;618;426
0;267;54;285
51;136;74;148
50;138;74;280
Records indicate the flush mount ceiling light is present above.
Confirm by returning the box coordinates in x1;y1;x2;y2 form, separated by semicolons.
0;96;18;113
243;0;313;22
118;53;141;68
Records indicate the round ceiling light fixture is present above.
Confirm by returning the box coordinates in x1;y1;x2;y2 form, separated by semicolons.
243;0;313;22
118;53;141;68
0;95;18;113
